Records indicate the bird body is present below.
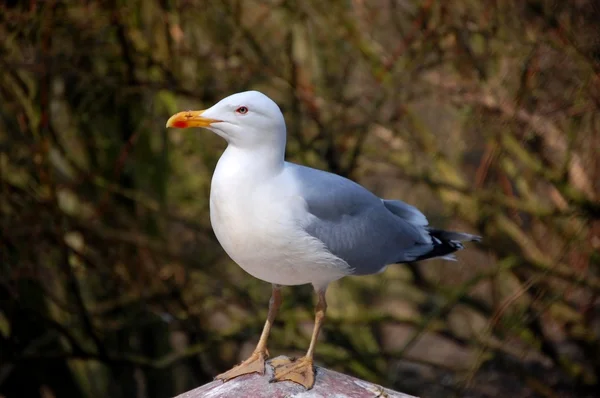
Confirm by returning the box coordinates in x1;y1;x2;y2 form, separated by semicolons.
210;147;352;288
210;143;475;289
166;90;480;389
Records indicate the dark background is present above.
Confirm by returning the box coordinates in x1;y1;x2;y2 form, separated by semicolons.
1;1;599;397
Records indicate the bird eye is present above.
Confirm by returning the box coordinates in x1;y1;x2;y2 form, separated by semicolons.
236;106;248;114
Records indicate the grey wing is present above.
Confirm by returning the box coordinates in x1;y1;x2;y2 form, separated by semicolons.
289;164;434;275
381;199;429;226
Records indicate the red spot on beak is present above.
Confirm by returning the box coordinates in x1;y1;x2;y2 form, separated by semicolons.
172;120;188;128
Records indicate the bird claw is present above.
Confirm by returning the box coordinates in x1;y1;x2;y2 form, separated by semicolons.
215;350;268;382
269;356;315;389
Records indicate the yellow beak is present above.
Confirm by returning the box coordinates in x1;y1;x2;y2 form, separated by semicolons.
165;110;221;128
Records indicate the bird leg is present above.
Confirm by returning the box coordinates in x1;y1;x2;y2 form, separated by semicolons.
215;284;282;382
270;289;327;389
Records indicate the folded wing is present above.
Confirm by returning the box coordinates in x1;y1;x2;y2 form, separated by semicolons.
289;164;437;275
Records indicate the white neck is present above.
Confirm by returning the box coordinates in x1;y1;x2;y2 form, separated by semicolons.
213;142;285;187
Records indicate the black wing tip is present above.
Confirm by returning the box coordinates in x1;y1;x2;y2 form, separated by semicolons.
466;234;482;243
412;229;480;262
427;228;482;243
450;241;465;250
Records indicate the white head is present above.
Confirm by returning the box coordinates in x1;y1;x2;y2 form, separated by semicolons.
166;91;286;150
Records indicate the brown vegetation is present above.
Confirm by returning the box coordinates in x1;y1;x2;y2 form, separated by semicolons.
1;1;599;397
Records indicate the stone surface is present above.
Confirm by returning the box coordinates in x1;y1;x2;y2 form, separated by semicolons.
176;356;417;398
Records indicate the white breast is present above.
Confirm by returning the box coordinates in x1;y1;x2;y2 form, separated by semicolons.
209;157;350;289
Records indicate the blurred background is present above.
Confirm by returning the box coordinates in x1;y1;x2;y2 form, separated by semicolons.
1;0;599;397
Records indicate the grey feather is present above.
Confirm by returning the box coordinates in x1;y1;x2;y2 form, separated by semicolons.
289;164;437;275
382;199;429;226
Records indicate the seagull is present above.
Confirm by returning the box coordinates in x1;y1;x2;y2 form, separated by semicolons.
166;91;480;389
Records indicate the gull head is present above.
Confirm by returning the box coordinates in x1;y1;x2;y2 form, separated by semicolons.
166;91;286;149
